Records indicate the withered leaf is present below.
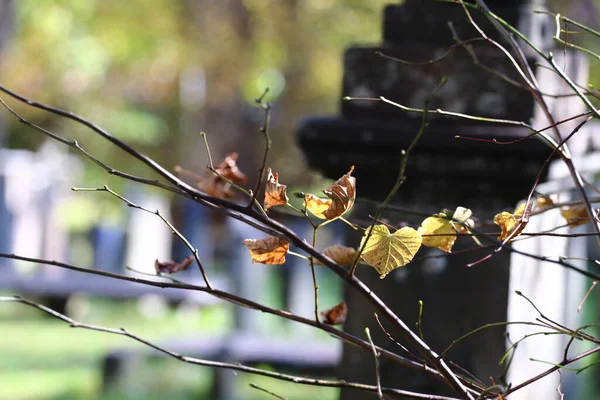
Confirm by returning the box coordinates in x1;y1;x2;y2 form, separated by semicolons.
242;236;289;265
317;244;358;265
322;166;356;220
493;203;528;242
304;193;333;219
560;205;590;227
321;301;348;325
193;152;247;199
215;152;247;184
360;225;422;279
264;168;288;211
155;256;194;275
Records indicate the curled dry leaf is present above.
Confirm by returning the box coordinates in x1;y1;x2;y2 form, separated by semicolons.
264;168;288;211
560;204;590;227
215;152;247;184
304;193;332;219
315;244;358;266
419;207;474;253
154;256;194;275
360;225;422;279
320;301;348;325
304;166;356;220
193;152;248;199
242;236;289;265
493;203;528;242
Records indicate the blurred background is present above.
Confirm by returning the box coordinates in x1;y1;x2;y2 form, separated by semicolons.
0;0;599;399
0;1;393;399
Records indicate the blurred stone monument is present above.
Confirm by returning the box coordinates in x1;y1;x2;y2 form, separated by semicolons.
297;0;560;398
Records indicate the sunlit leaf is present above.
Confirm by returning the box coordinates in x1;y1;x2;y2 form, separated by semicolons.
451;206;474;234
322;166;356;220
560;204;590;227
264;168;288;211
320;301;347;325
304;193;332;219
154;256;194;275
360;225;422;278
418;213;456;253
242;236;289;265
493;203;528;242
304;166;356;220
417;207;473;253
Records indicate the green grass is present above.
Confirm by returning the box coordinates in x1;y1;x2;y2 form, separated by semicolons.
0;293;340;400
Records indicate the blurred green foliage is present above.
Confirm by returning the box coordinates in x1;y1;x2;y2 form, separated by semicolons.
1;0;391;178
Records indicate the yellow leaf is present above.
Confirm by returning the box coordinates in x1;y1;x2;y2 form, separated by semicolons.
418;214;456;253
242;236;289;265
322;244;358;265
322;166;356;220
320;301;348;325
304;194;332;219
493;203;528;242
360;225;422;278
264;168;288;210
560;204;590;227
536;194;556;210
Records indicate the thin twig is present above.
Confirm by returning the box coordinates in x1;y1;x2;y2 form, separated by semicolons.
365;327;384;400
0;296;463;400
249;383;288;400
249;88;273;212
73;185;213;289
0;84;477;399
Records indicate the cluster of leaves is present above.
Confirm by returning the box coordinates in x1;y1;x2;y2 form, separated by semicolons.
236;166;594;280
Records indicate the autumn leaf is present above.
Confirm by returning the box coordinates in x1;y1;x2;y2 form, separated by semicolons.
304;193;333;219
321;301;348;325
264;168;288;211
316;244;358;265
360;225;422;279
536;194;557;210
183;152;247;199
155;256;194;275
418;207;472;253
322;166;356;219
418;213;456;253
560;204;590;227
242;236;289;265
215;152;247;184
304;166;356;220
493;203;528;242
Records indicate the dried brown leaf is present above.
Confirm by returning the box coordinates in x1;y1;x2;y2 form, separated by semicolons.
242;236;290;265
320;244;358;265
154;256;194;275
215;152;247;184
264;168;288;210
322;166;356;220
320;301;348;325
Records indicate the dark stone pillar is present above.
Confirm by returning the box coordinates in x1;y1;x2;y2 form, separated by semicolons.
297;0;553;398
